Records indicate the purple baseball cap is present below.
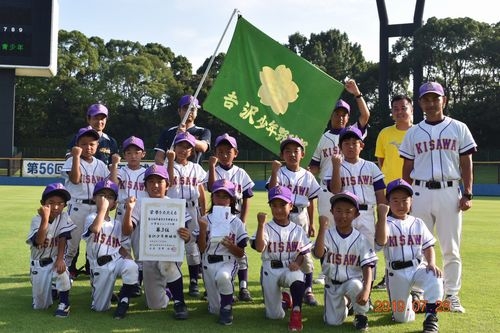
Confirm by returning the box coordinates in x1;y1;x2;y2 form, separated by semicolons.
386;178;413;198
215;133;237;149
334;99;350;114
211;179;236;197
268;185;292;203
93;179;119;199
418;82;445;98
41;183;71;202
174;132;196;147
280;135;304;152
76;126;100;142
339;126;363;143
122;136;145;151
330;191;360;210
87;103;108;117
178;95;200;108
144;164;169;181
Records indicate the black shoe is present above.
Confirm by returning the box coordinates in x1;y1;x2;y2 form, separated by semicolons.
374;279;386;290
219;307;233;325
113;301;129;319
174;301;188;320
353;314;368;331
423;314;439;333
411;291;425;313
303;291;318;306
188;282;200;297
238;288;252;302
131;283;142;298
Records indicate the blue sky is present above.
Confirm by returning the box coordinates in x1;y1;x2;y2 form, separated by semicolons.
58;0;498;71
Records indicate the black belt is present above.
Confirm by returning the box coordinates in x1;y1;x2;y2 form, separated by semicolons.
270;260;284;269
207;255;230;264
330;279;344;285
358;204;368;210
75;199;96;205
97;255;113;266
186;201;197;208
32;258;53;267
291;206;302;213
390;259;420;270
415;180;453;190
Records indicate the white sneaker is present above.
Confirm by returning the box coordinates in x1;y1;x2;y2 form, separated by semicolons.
446;295;465;313
313;273;325;285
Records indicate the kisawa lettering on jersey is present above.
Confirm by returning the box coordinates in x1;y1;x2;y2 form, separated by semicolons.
260;220;312;263
340;175;374;187
414;138;457;154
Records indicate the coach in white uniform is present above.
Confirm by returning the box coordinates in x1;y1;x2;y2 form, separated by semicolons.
399;81;477;313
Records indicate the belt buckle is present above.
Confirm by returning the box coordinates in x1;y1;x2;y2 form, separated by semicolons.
426;181;441;189
270;260;283;269
39;258;53;267
97;255;112;266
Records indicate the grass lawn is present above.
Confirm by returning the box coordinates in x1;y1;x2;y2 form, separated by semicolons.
0;186;498;332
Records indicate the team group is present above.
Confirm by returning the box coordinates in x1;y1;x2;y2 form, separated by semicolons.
27;79;476;333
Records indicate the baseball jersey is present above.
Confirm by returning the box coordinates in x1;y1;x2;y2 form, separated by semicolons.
117;166;147;204
167;160;207;203
375;125;410;183
26;212;76;260
194;213;248;255
320;227;377;282
82;213;128;261
267;166;321;209
377;215;436;264
259;220;312;264
67;132;119;166
309;123;367;181
155;125;211;164
207;164;255;212
399;117;477;181
325;159;385;205
61;156;110;201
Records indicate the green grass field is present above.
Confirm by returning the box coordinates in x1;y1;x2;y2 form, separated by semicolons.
0;186;498;332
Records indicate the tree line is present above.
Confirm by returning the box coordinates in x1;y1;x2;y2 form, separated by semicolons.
14;17;499;161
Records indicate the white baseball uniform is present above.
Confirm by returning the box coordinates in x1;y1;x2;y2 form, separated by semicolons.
167;160;207;266
376;215;443;323
82;213;138;312
27;212;75;309
399;116;477;295
317;226;377;325
61;156;110;266
194;212;248;314
258;220;311;319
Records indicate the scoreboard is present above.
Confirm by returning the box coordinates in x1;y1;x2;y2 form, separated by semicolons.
0;0;58;77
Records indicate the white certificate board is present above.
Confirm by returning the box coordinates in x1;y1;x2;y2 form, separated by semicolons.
139;198;186;262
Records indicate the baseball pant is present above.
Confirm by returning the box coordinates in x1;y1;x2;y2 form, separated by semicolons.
323;278;368;326
352;208;376;280
185;206;200;266
202;255;238;314
30;259;71;309
142;260;182;310
66;201;97;266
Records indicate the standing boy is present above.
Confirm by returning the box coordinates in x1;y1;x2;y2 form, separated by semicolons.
254;185;311;332
375;179;443;333
314;191;377;331
268;135;321;306
399;81;477;312
207;133;255;301
82;180;139;319
27;183;75;317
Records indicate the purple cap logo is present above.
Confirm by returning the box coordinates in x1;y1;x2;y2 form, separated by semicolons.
76;126;100;143
87;103;108;117
211;179;236;197
41;183;71;202
386;178;413;198
178;95;200;108
122;136;145;151
334;99;350;114
144;164;169;181
280;135;304;152
330;191;360;210
215;133;237;149
418;82;445;98
339;126;363;143
174;132;196;147
93;179;119;199
268;185;292;203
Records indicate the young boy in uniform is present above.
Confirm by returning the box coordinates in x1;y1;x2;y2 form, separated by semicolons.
375;179;443;333
62;126;116;278
268;135;321;306
254;185;311;332
82;179;139;319
122;164;192;319
27;183;75;317
207;133;254;301
314;191;377;331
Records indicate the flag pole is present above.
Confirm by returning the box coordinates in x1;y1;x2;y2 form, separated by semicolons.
177;8;240;128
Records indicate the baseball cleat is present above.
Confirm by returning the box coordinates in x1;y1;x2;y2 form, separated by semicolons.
282;290;292;311
54;303;70;318
422;313;439;333
113;301;129;319
353;314;368;331
446;295;465;313
238;288;253;302
303;291;318;306
288;310;303;331
188;282;200;297
219;307;233;325
411;291;425;313
173;301;189;320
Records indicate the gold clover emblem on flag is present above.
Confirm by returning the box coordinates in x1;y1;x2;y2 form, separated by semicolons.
258;65;299;115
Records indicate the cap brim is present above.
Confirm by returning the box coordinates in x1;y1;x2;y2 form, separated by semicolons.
386;185;413;198
330;193;358;209
42;189;71;202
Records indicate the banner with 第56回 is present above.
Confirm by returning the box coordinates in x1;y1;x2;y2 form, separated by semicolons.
203;16;344;164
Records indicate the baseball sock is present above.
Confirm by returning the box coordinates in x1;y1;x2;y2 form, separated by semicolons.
188;265;199;284
290;281;305;308
118;283;135;301
238;269;248;289
304;272;313;292
220;294;233;309
59;290;69;305
168;277;185;302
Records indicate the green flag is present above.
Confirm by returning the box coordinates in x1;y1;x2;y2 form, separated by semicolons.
204;16;344;165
